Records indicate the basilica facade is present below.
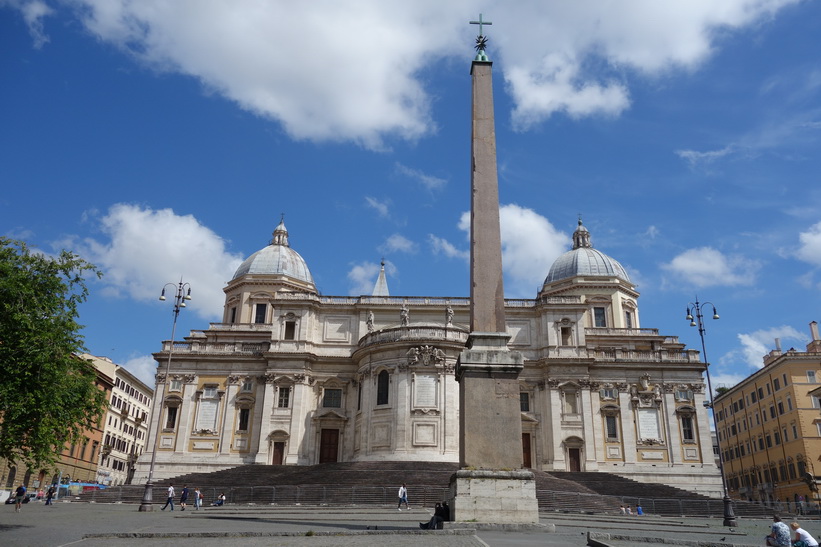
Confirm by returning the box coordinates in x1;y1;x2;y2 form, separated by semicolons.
133;219;723;496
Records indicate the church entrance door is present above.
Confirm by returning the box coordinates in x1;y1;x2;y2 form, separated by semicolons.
319;429;339;463
568;448;581;472
522;433;531;468
272;442;285;465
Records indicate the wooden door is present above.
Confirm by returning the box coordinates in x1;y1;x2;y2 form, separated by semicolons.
569;448;581;472
272;442;285;465
319;429;339;463
522;433;532;468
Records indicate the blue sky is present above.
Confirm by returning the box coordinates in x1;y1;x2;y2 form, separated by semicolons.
3;0;821;390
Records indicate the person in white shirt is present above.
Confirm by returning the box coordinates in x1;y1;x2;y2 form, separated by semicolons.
397;483;408;510
790;521;819;547
161;484;175;511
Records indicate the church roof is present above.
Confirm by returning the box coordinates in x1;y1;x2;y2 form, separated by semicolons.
372;260;390;296
232;219;316;288
544;220;630;285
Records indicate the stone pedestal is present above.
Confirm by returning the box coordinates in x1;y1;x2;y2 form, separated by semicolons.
449;469;539;524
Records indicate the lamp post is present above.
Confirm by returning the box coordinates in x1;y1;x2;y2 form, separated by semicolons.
138;280;191;512
686;297;737;527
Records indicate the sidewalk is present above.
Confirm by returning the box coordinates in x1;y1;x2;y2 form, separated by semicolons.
1;500;813;546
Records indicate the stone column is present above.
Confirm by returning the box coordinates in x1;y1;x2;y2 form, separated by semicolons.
219;380;239;454
253;378;276;463
620;391;638;465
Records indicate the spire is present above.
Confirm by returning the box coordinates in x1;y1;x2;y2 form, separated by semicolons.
271;215;290;247
372;259;390;297
571;218;592;250
470;13;492;62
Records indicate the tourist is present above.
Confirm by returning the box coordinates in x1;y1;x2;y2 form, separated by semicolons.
193;487;202;510
636;504;643;516
397;483;409;510
619;505;626;515
161;483;175;511
179;485;189;511
419;502;447;530
790;521;819;547
45;485;56;506
212;493;226;506
442;501;450;522
626;505;633;515
13;484;26;513
766;515;791;546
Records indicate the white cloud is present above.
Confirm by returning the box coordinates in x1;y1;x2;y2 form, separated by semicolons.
122;354;158;387
365;197;391;218
347;260;396;296
675;145;735;167
719;326;807;370
5;0;53;48
438;204;567;297
428;234;469;260
381;234;417;254
796;221;821;266
395;163;447;191
9;1;799;143
75;204;244;319
661;247;760;287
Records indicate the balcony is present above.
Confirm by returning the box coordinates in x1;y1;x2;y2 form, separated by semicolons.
159;341;271;355
358;324;469;349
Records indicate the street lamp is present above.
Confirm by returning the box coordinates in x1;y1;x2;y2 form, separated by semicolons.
686;297;737;527
138;280;191;512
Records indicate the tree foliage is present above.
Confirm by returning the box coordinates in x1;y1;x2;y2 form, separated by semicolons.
0;238;107;468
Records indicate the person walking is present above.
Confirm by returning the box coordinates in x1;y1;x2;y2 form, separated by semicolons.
179;485;189;511
13;484;26;513
193;487;202;510
161;483;175;511
45;485;55;506
397;483;409;510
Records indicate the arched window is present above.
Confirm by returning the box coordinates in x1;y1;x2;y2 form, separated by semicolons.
376;370;389;405
5;466;16;488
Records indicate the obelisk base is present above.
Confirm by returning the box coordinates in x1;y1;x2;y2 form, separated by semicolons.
448;469;539;524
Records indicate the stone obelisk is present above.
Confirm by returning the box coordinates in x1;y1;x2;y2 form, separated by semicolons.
449;15;539;524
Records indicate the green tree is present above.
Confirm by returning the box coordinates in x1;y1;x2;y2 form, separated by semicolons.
0;238;107;468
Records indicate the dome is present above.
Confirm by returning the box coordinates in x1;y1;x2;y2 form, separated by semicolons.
544;220;630;285
232;219;316;288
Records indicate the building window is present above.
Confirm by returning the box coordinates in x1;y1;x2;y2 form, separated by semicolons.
170;379;182;392
601;388;617;400
593;307;606;328
624;311;633;329
323;388;342;408
778;401;784;415
774;378;781;390
758;387;764;399
605;414;619;440
809;370;818;383
376;370;389;405
165;406;178;430
813;396;821;409
520;392;530;412
751;390;757;403
241;380;254;392
254;303;267;324
563;391;578;414
788;397;793;411
277;386;291;408
676;389;692;401
758;437;764;450
774;431;781;445
237;408;250;431
229;307;237;323
765;434;772;448
560;326;572;346
792;424;798;439
284;320;296;340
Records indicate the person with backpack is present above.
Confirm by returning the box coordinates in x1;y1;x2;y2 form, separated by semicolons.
14;484;26;513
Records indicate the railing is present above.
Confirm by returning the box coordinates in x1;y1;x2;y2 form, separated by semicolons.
358;326;469;348
74;485;799;518
160;341;271;354
585;327;659;337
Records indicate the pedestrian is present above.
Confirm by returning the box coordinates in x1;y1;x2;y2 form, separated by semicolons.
161;483;175;511
790;521;819;547
179;484;189;511
211;493;226;506
397;483;409;510
193;487;202;510
626;505;633;515
45;485;56;506
636;504;643;516
13;484;26;513
419;502;447;530
766;515;791;546
619;505;626;515
442;501;450;522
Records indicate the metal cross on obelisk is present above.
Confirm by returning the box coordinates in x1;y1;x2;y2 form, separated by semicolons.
469;13;492;36
448;14;538;525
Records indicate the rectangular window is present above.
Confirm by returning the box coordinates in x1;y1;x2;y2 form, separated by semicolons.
783;373;788;386
774;378;781;391
593;307;607;328
758;387;764;399
165;407;178;430
170;379;182;392
203;387;218;398
766;434;772;448
284;320;296;340
774;431;781;445
624;311;633;329
563;391;578;414
229;307;237;323
758;437;764;450
783;427;789;442
254;303;267;324
766;383;771;395
750;390;757;402
813;396;821;409
277;386;291;408
605;415;619;440
809;370;818;383
788;397;793;411
323;388;342;408
241;380;254;392
520;392;530;412
817;423;821;436
681;416;694;441
731;424;737;436
237;408;250;431
601;388;617;400
755;413;760;425
769;405;776;418
793;424;798;439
